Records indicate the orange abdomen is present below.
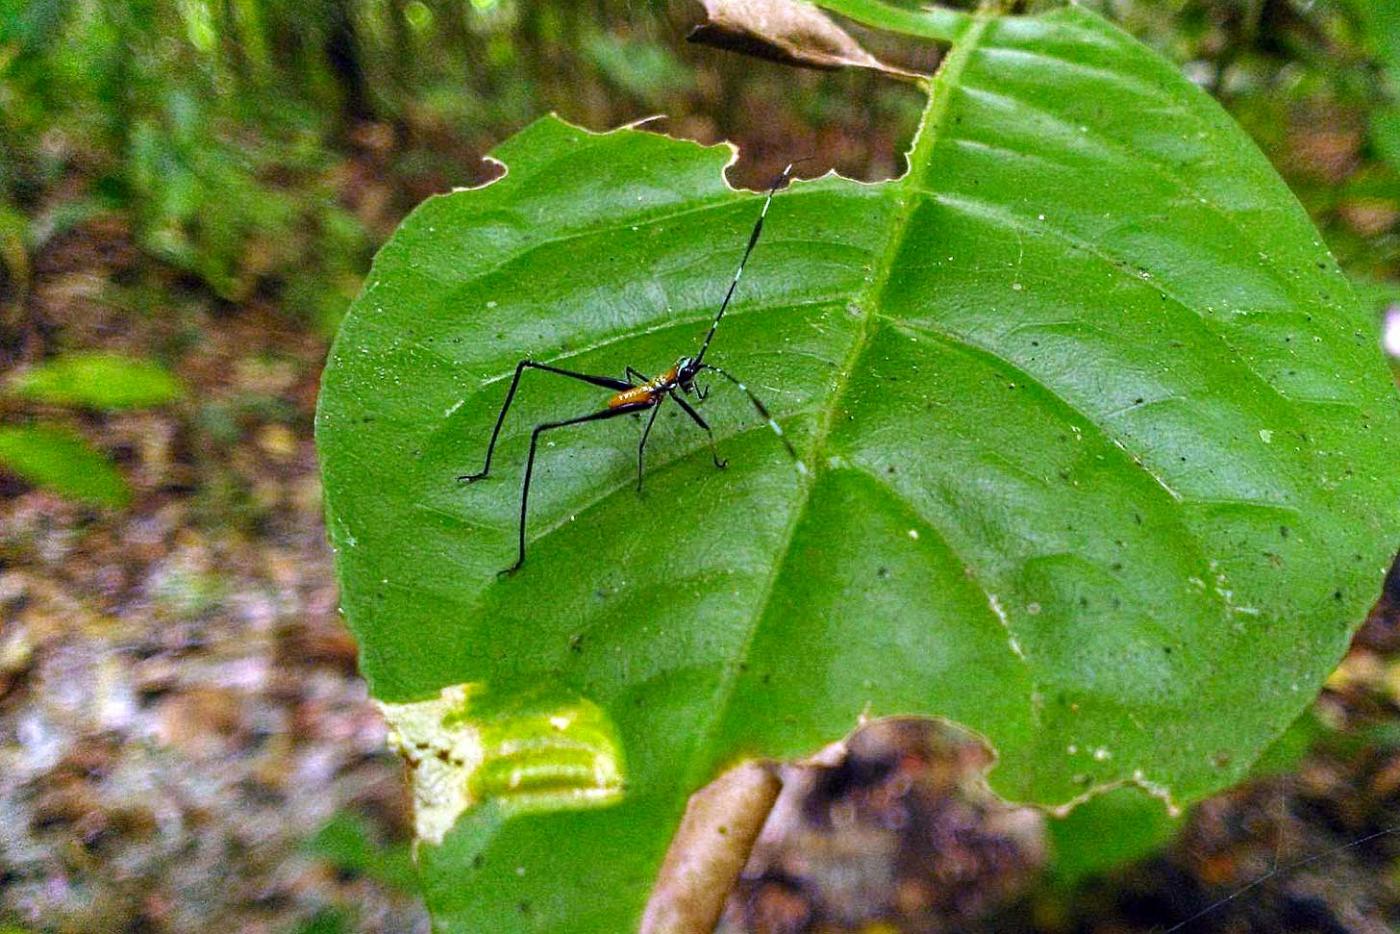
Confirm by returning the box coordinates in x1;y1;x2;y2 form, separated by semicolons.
608;386;657;409
607;366;677;409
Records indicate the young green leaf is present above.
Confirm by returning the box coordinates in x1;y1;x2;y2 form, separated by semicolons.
0;424;131;507
317;4;1400;929
6;352;184;410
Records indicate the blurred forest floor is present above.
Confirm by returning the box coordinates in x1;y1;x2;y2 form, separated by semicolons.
4;1;1400;932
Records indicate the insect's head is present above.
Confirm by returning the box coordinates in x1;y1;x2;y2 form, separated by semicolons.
675;356;703;394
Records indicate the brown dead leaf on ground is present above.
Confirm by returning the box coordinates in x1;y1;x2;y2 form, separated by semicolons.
689;0;925;81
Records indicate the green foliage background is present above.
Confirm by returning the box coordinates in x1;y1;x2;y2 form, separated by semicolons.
5;0;1400;313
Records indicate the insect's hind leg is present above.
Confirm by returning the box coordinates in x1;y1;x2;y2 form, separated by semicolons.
459;360;633;483
671;393;727;470
505;404;639;576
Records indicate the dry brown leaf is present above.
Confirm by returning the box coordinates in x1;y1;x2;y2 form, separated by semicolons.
640;760;783;934
688;0;924;81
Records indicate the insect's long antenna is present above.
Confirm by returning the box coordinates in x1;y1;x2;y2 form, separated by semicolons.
693;160;805;366
701;364;807;475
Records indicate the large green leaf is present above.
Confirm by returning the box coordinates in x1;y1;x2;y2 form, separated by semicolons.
317;3;1400;930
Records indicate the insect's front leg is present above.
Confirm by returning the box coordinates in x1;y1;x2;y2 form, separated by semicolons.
701;364;805;473
672;392;726;470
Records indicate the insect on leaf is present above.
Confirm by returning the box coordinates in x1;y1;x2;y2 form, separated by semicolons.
316;2;1400;929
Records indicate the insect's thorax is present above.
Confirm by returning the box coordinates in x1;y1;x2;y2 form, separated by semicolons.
651;365;681;390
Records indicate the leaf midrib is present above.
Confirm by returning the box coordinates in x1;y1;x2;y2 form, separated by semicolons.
673;13;997;796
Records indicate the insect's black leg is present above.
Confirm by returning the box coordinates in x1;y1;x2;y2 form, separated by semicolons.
636;398;664;492
700;364;806;474
625;366;649;385
459;360;632;483
507;404;641;576
671;392;727;469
